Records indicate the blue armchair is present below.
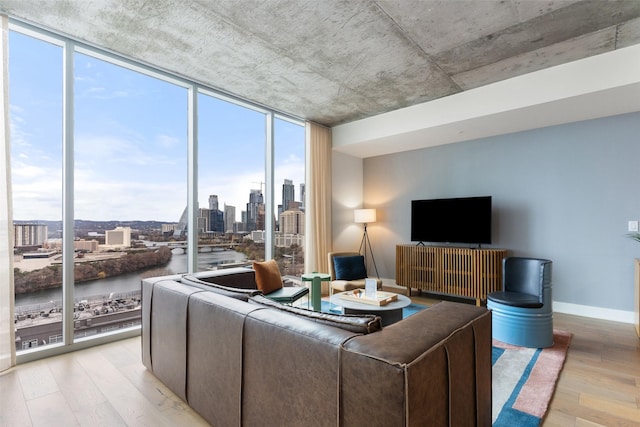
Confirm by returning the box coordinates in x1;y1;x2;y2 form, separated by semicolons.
487;257;553;348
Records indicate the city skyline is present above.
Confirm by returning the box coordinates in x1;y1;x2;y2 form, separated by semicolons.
9;30;305;224
197;178;305;235
11;176;305;225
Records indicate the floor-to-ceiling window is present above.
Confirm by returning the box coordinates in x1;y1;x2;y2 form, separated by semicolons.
196;92;266;270
274;118;306;278
10;30;64;351
72;51;188;339
8;21;305;359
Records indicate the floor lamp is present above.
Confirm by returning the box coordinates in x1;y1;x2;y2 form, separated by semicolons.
354;208;380;278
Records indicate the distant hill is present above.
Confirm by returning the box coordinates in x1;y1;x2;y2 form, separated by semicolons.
13;220;177;233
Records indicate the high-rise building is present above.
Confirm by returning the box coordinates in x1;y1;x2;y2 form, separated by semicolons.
105;227;131;247
256;203;266;231
224;204;236;233
280;209;305;235
300;183;306;210
209;209;224;233
277;205;284;230
208;194;219;211
205;195;224;233
246;189;264;231
161;224;177;233
282;179;295;211
197;208;210;233
13;223;48;247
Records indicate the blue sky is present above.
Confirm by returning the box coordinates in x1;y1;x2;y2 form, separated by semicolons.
9;30;305;223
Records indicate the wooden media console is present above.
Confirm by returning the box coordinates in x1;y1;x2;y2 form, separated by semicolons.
396;244;509;305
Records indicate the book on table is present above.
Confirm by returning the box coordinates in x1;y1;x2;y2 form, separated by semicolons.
339;289;398;306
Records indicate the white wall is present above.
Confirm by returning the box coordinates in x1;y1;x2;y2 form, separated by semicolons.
331;151;364;252
332;112;640;322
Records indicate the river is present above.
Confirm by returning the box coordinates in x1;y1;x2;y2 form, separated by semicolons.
14;250;248;307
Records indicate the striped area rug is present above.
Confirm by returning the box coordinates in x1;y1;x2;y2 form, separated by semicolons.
492;330;572;426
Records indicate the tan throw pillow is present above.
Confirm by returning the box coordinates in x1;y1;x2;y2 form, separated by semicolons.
253;259;283;294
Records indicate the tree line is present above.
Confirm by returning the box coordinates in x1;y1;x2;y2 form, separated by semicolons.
235;241;305;275
14;247;172;295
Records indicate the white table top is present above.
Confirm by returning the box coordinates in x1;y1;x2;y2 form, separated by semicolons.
330;291;412;312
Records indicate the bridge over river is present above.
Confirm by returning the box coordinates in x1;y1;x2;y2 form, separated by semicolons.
165;242;241;255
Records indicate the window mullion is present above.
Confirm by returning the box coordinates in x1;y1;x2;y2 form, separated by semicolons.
62;40;75;345
187;84;198;273
265;113;274;260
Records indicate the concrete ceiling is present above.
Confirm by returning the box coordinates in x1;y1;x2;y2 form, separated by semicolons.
2;0;640;128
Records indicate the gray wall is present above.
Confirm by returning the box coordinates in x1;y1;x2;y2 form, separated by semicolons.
363;112;640;312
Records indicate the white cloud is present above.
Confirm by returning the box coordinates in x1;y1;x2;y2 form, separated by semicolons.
85;86;106;94
74;178;185;221
10;104;25;114
11;166;63;220
9;104;31;149
155;134;181;149
75;134;178;169
11;162;52;180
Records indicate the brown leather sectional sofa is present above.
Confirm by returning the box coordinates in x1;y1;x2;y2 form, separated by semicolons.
141;267;492;426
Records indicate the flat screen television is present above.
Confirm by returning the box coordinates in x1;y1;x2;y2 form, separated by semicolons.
411;196;492;245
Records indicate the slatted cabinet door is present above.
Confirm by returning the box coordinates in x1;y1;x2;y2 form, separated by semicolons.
396;245;508;305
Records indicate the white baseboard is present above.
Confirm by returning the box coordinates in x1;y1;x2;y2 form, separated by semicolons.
385;279;635;324
553;301;635;324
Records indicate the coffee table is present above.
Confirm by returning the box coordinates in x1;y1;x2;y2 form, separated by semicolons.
330;291;412;326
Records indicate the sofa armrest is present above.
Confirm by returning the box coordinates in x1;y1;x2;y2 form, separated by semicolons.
340;301;492;426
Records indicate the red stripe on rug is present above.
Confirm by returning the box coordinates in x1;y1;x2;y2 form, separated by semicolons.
512;330;572;417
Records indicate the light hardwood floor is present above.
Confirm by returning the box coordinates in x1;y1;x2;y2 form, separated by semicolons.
1;295;639;426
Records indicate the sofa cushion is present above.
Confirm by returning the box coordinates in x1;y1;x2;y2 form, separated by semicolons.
253;259;283;294
333;255;367;280
180;275;262;300
248;294;382;334
190;268;257;290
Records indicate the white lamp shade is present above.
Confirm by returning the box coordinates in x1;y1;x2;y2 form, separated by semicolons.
354;208;376;224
